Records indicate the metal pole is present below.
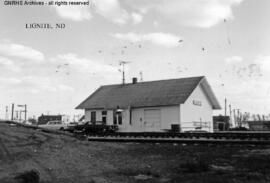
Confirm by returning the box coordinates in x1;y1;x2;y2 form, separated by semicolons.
119;60;130;85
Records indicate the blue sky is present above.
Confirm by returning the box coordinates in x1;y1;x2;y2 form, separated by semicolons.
0;0;270;119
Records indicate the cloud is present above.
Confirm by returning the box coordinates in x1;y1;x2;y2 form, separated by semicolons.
131;12;143;24
0;77;22;85
23;76;74;92
93;0;129;25
225;56;243;64
50;53;119;75
254;55;270;72
111;32;181;47
53;0;92;21
0;56;21;72
0;76;74;93
50;0;244;27
126;0;244;28
0;40;44;62
52;0;142;25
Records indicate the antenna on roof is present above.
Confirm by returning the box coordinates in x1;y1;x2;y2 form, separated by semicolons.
139;71;143;82
119;60;130;84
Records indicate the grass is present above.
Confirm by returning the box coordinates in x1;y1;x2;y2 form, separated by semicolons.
2;122;270;183
179;156;211;173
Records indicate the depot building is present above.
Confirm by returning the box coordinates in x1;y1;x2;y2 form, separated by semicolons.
76;76;221;132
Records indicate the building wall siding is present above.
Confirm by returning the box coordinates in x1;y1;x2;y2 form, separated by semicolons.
85;110;91;122
85;109;111;123
180;84;213;132
107;111;114;125
119;106;180;132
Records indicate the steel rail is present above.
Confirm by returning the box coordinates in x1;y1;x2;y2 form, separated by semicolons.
85;132;270;144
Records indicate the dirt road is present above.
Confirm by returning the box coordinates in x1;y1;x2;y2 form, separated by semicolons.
1;122;270;183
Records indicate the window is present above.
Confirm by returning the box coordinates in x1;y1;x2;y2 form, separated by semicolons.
101;111;107;124
113;110;122;125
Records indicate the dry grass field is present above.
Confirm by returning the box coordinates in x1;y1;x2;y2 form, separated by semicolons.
1;122;270;183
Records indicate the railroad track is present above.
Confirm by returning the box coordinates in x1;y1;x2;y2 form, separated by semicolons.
85;132;270;144
4;121;270;144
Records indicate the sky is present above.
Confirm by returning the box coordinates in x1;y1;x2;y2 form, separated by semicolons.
0;0;270;119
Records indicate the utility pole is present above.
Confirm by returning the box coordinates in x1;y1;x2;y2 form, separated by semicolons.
11;103;14;121
5;106;8;120
233;109;236;127
139;71;143;82
15;110;19;120
224;98;227;116
229;104;232;127
19;110;22;122
119;60;130;84
17;104;27;123
24;105;27;122
236;109;240;127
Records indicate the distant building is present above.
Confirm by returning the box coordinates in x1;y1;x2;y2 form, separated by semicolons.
213;115;230;131
37;114;62;125
248;121;270;131
76;76;221;132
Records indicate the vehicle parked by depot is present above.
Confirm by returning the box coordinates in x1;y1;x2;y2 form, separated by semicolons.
66;122;78;132
73;121;118;134
38;120;67;131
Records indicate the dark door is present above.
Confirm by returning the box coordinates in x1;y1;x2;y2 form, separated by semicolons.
91;111;96;123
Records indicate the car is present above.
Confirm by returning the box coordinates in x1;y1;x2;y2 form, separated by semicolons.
38;120;67;131
73;121;118;134
66;122;78;132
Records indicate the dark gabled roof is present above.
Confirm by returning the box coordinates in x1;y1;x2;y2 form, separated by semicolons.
76;76;221;110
